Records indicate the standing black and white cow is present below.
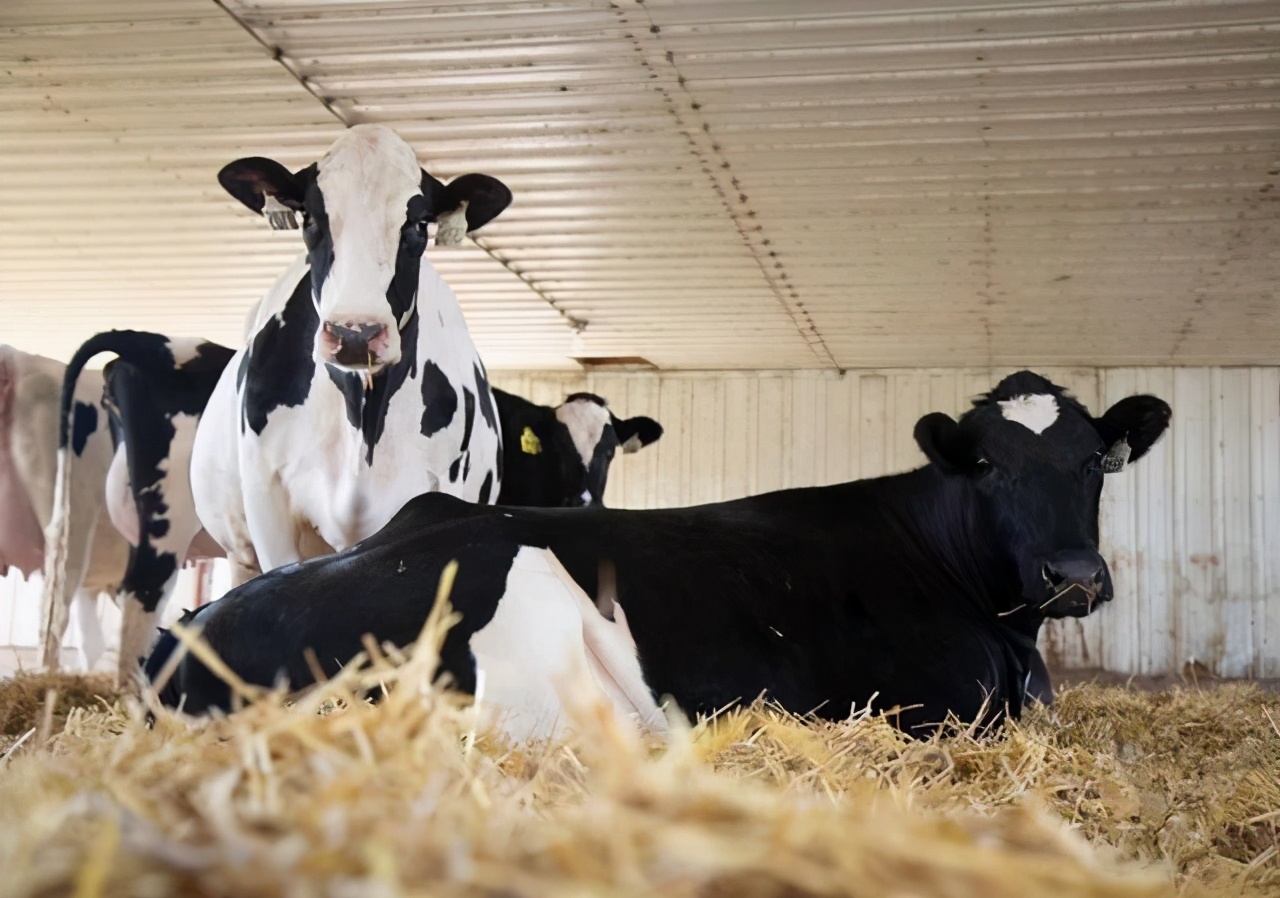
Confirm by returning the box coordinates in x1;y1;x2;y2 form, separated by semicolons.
493;389;662;508
1;345;127;669
147;372;1171;740
191;124;511;588
44;331;233;681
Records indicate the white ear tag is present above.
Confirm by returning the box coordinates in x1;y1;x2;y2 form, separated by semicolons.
262;194;298;231
1102;436;1131;474
434;200;469;246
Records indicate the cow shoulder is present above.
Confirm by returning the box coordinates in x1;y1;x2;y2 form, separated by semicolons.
241;275;318;434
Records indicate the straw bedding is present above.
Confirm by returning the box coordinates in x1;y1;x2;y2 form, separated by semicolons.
0;640;1275;898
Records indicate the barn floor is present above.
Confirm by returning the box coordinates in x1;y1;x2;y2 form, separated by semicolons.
1;656;1276;897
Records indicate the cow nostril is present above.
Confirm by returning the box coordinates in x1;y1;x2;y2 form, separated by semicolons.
1042;563;1065;587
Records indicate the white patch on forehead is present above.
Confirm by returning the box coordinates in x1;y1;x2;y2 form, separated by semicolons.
999;393;1059;435
317;125;422;216
556;399;611;468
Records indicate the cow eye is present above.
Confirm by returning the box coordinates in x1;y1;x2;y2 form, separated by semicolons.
414;219;430;235
1085;448;1106;473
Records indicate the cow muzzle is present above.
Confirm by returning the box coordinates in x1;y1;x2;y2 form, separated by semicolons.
319;320;394;372
1037;549;1111;618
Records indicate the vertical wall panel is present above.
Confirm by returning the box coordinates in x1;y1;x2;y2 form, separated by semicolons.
1256;368;1280;677
1218;369;1257;676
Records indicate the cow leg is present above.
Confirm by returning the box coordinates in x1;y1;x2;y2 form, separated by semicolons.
243;473;304;572
115;412;208;685
228;558;260;588
73;589;106;670
117;592;156;688
468;546;662;742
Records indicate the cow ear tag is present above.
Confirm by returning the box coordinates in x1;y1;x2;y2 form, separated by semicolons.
1102;435;1131;473
262;194;299;231
520;426;542;455
434;200;470;246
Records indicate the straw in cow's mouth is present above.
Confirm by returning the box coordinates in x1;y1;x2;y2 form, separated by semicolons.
1040;583;1098;613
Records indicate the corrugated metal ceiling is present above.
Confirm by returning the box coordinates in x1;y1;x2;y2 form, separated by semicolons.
2;0;1277;369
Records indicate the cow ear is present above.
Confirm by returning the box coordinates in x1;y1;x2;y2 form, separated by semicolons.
218;157;305;229
424;170;512;245
443;173;512;231
1092;395;1171;466
613;415;663;454
914;412;977;474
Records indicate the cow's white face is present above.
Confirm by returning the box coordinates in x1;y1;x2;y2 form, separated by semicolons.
554;393;664;506
217;125;512;375
309;127;423;371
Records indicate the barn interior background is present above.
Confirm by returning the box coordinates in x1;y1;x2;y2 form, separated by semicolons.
1;0;1277;678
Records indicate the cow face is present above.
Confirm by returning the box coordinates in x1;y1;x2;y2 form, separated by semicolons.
914;371;1170;619
217;125;511;373
550;393;663;506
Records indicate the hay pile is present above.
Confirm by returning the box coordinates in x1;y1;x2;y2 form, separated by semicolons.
0;644;1275;897
0;670;122;746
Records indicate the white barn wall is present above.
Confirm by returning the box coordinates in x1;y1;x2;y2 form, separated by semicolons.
494;366;1280;678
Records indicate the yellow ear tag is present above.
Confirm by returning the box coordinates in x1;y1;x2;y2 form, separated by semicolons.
520;426;542;455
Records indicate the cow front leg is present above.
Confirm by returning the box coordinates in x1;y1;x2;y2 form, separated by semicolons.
243;475;303;572
117;591;156;688
73;589;107;670
228;558;260;588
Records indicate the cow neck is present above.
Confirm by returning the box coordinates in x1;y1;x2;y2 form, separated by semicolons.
324;307;420;467
882;466;1039;633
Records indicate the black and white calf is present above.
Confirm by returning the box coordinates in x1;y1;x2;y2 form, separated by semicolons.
493;389;662;508
45;332;233;681
192;125;512;580
148;372;1171;740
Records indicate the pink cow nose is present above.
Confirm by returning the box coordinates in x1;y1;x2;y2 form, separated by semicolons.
322;321;390;368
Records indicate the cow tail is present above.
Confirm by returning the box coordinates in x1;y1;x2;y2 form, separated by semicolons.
41;330;163;667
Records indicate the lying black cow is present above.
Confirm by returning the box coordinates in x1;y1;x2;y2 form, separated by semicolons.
147;372;1170;738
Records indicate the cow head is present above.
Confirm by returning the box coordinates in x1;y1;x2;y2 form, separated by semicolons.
500;390;663;507
914;371;1170;619
554;393;663;506
217;125;511;373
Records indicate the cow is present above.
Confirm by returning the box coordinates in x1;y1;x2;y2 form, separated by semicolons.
43;332;234;683
0;345;128;669
189;124;512;617
145;372;1171;741
492;389;662;508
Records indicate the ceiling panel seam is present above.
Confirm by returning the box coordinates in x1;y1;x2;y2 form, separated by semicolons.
212;0;349;126
623;1;843;372
214;0;587;339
